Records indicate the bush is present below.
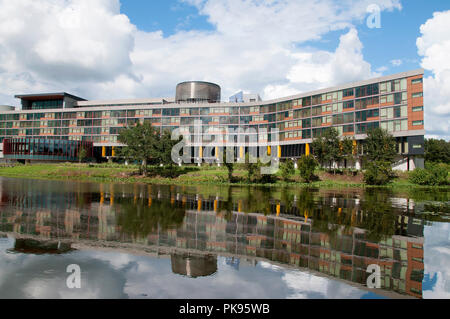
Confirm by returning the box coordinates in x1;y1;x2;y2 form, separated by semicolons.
410;164;449;186
363;161;397;185
147;166;186;178
298;156;318;183
409;168;430;185
280;160;296;181
251;161;277;184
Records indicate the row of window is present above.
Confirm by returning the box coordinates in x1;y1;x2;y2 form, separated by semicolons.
0;104;422;130
0;110;419;134
1;119;417;141
1;77;422;122
0;94;423;125
24;100;64;110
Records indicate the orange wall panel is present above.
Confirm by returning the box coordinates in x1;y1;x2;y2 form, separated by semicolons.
407;75;424;131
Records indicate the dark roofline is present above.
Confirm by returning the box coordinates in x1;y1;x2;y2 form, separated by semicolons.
14;92;87;101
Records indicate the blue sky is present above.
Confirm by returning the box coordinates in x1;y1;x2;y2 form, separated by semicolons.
119;0;447;78
120;0;214;36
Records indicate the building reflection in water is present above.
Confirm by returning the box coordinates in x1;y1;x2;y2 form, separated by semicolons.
171;253;217;278
11;238;73;255
0;179;434;299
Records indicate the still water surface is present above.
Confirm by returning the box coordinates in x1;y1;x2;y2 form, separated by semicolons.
0;177;449;299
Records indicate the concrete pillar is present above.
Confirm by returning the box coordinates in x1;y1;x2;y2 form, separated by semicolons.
355;159;361;170
409;157;416;171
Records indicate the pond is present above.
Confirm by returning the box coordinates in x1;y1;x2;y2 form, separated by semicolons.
0;177;448;299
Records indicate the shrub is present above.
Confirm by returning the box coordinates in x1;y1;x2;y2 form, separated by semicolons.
280;160;296;181
409;168;430;185
147;166;185;178
298;156;318;183
251;160;277;184
363;161;397;185
259;172;277;184
409;164;449;186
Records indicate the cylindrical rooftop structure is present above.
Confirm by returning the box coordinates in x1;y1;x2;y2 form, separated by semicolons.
176;81;221;103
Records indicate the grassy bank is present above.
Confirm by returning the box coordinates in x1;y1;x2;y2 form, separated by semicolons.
0;162;448;190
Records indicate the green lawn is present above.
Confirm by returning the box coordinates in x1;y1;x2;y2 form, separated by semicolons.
1;162;448;190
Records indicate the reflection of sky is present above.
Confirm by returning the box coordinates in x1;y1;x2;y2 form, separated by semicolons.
423;222;450;299
0;237;385;299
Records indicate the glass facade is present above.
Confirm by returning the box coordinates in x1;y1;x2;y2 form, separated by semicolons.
0;71;425;159
3;138;93;161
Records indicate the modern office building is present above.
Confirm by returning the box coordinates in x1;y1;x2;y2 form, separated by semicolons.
0;70;425;170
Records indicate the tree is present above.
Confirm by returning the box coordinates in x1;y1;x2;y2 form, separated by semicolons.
363;161;397;185
280;160;295;182
361;128;398;185
409;164;449;186
425;139;450;164
118;123;178;176
364;128;397;164
311;128;342;174
244;153;259;183
311;133;326;167
222;148;234;183
298;155;318;183
156;129;182;168
78;147;87;164
340;137;355;169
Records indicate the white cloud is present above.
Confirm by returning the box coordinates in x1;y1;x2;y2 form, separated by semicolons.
376;66;389;73
0;0;135;103
258;261;368;299
0;0;402;107
390;59;403;67
263;27;380;99
417;10;450;140
423;223;450;299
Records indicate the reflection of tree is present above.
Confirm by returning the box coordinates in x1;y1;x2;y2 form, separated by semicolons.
116;198;185;239
296;188;317;218
246;186;273;215
75;182;90;208
358;189;397;242
408;188;449;203
289;188;400;242
280;187;296;215
223;186;234;222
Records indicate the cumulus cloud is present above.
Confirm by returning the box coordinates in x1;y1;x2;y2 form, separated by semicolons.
266;27;380;100
0;0;136;103
0;0;402;106
417;10;450;140
390;59;403;67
